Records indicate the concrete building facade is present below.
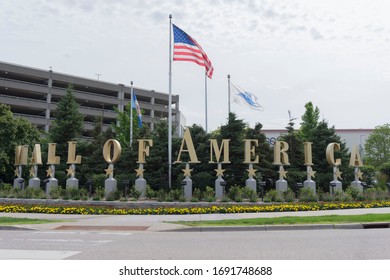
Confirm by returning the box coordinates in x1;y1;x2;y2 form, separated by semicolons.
0;61;181;137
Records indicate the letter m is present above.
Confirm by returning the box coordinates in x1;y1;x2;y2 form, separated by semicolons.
209;139;231;163
15;145;29;165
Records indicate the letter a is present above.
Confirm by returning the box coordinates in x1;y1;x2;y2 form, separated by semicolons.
175;128;200;163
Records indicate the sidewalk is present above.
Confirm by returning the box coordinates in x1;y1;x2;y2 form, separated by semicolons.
1;207;390;232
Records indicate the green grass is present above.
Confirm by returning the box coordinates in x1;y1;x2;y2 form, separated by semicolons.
0;217;61;225
175;214;390;227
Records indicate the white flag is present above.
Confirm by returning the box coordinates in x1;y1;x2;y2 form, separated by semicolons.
231;84;263;111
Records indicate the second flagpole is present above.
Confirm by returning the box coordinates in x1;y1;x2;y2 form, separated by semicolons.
168;14;173;189
130;81;134;148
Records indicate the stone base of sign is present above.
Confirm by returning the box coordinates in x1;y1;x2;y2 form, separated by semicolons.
329;180;342;194
46;178;58;195
215;178;226;199
304;179;316;194
351;181;363;192
28;178;41;189
13;178;25;189
105;178;117;197
276;179;288;192
135;177;147;198
66;178;79;190
246;178;257;193
183;177;192;199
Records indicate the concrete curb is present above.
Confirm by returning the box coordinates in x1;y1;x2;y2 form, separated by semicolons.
164;222;390;232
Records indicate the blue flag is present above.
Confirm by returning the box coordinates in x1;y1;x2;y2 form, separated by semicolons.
132;91;142;128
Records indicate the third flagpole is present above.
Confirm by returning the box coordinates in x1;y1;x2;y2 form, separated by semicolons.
228;74;231;114
205;72;208;133
168;14;173;189
130;81;134;147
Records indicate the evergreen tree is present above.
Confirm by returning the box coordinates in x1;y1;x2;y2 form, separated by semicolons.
311;120;352;191
217;112;247;187
187;124;214;191
49;85;84;157
245;122;275;191
299;102;320;141
80;116;114;183
145;120;181;190
47;85;84;186
279;111;305;188
0;104;41;182
299;103;352;191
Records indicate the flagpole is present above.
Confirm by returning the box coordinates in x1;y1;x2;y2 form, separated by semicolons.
204;72;208;133
168;14;173;189
130;81;134;148
227;74;231;114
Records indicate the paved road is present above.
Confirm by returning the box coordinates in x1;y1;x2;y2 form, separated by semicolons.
1;227;390;259
1;207;390;260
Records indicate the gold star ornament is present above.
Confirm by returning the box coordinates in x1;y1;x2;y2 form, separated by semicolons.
29;167;35;177
182;165;193;177
278;166;288;179
247;165;257;178
66;166;75;177
14;167;19;177
135;166;145;177
46;167;53;178
356;169;364;180
334;168;343;180
215;165;225;177
307;167;316;178
104;166;114;177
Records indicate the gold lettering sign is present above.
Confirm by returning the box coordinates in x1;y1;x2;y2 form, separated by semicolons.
30;144;42;165
349;146;363;167
175;128;200;163
243;139;259;164
326;143;341;166
304;142;313;166
67;141;82;164
103;139;122;164
47;143;60;164
209;139;231;163
273;141;290;165
137;139;153;164
14;145;29;165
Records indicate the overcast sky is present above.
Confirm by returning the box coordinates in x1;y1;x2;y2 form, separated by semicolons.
1;0;389;131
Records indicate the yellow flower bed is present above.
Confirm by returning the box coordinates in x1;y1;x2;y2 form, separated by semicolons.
1;201;390;215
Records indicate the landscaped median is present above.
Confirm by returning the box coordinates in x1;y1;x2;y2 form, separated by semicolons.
1;198;390;215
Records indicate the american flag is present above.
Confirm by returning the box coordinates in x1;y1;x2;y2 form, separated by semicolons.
172;24;214;79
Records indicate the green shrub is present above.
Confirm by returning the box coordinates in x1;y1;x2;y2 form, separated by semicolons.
242;187;258;202
299;187;318;202
130;188;141;200
49;187;61;199
283;188;295;202
263;189;284;203
204;186;215;202
106;190;121;201
345;186;361;200
156;189;166;202
319;192;334;202
227;185;244;202
169;189;182;201
192;188;203;202
333;190;352;202
145;185;155;199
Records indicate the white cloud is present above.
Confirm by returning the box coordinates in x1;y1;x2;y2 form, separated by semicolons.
1;0;390;131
